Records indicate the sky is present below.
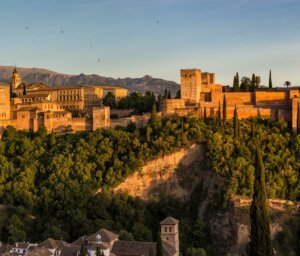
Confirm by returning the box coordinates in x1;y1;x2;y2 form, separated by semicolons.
0;0;299;86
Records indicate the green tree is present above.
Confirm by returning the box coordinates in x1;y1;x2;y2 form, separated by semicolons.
233;106;239;138
217;101;222;127
249;141;273;256
241;77;251;92
255;76;261;88
297;103;300;134
96;247;104;256
223;95;227;123
251;73;256;92
168;90;172;99
269;70;272;89
146;126;152;144
119;230;134;241
175;90;181;99
103;92;117;108
79;242;88;256
284;81;291;88
233;73;240;92
203;107;207;124
156;232;163;256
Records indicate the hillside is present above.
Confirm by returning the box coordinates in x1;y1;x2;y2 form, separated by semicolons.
0;66;179;95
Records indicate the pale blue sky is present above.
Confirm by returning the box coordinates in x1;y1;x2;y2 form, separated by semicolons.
0;0;299;86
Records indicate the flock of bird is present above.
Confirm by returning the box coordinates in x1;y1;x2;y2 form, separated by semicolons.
23;20;160;63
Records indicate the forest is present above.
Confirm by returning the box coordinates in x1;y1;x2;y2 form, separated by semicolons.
0;112;299;255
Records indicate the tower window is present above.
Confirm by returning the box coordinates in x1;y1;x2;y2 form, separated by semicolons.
165;227;167;232
169;227;172;232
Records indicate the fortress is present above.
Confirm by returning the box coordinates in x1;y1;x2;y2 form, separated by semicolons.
0;68;128;136
163;69;300;133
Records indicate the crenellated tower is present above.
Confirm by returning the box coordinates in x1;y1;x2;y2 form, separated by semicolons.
180;69;202;103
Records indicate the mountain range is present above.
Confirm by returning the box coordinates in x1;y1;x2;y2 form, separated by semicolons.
0;66;179;96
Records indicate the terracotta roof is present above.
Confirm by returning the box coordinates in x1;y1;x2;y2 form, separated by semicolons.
37;238;69;250
160;217;179;225
71;236;86;246
87;229;118;243
27;247;52;256
162;243;177;256
111;241;156;256
60;245;79;256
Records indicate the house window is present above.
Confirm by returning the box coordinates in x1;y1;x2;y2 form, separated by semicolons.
96;234;101;243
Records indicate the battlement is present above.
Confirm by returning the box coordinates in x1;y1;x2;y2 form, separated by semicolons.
180;69;201;76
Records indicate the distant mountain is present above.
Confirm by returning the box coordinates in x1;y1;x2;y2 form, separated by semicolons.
0;66;180;96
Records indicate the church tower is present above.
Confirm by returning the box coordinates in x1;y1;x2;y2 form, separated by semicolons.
160;217;179;256
11;67;22;89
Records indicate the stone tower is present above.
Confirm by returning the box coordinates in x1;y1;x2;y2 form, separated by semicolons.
11;67;22;89
180;69;201;104
160;217;179;256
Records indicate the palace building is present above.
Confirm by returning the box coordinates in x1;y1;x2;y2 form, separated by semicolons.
163;68;300;133
0;68;130;136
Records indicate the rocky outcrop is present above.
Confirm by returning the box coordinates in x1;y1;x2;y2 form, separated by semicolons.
113;144;204;200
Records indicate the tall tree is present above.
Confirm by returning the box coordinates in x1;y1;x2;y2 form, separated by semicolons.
233;73;240;92
297;103;300;134
223;95;227;123
236;72;240;91
284;81;291;88
241;77;251;92
217;101;222;127
233;106;239;138
269;70;272;89
79;243;88;256
255;76;261;88
203;107;207;124
249;141;273;256
168;90;172;99
251;74;256;92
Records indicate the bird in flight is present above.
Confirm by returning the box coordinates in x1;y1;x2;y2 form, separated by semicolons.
25;26;28;29
60;30;64;34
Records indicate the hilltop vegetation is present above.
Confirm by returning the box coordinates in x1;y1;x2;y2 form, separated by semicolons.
0;114;299;255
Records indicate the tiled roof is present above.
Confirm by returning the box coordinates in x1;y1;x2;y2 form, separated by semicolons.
60;245;79;256
37;238;69;250
70;236;86;246
27;247;52;256
87;229;118;243
160;217;179;225
111;240;156;256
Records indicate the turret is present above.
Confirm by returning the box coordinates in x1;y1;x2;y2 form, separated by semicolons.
11;67;22;89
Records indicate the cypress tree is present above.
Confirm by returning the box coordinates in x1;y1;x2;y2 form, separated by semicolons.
204;107;207;124
233;105;239;138
236;72;240;91
223;95;227;123
146;125;152;144
156;231;163;256
269;70;272;89
164;89;168;99
233;75;237;91
297;103;300;134
168;90;172;99
217;101;222;127
251;118;255;137
79;243;87;256
251;74;256;92
249;140;273;256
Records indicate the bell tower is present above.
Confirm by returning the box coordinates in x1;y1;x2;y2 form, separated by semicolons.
11;67;22;89
160;217;179;256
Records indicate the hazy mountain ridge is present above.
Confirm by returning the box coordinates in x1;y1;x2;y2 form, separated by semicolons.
0;66;179;95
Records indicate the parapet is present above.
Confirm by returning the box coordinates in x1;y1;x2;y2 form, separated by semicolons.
180;69;201;76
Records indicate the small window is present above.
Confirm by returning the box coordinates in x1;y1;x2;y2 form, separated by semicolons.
169;227;172;232
165;227;167;232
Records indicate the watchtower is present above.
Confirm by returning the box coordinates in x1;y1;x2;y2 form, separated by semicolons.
160;217;179;256
180;69;201;103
